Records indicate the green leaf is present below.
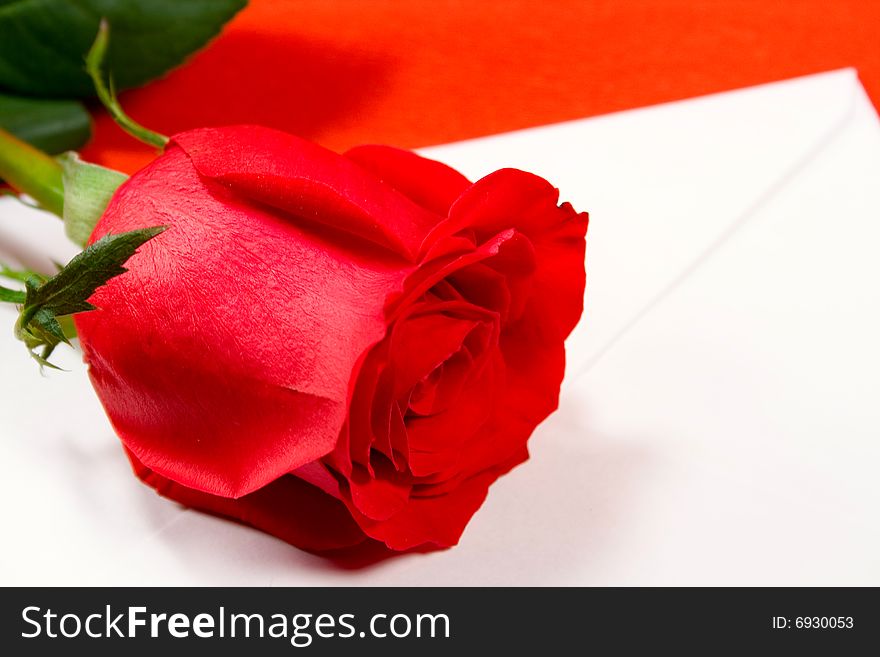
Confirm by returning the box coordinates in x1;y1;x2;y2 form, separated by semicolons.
0;0;247;98
58;151;128;247
13;225;166;369
0;93;91;154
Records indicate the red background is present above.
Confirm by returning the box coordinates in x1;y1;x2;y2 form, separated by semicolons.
83;0;880;173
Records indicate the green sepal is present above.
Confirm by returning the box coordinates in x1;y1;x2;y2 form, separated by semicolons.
58;152;128;247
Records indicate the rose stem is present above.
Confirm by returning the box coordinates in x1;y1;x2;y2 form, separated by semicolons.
0;126;64;218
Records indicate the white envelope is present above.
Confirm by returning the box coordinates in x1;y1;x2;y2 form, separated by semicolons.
1;69;878;585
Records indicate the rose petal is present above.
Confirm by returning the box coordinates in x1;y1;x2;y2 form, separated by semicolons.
446;168;565;239
347;456;412;521
173;126;443;260
389;309;477;396
526;201;589;341
395;228;516;318
444;169;588;340
344;144;471;217
405;351;503;478
453;317;568;484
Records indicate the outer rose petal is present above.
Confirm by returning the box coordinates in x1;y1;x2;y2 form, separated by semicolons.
344;145;471;217
127;450;369;552
173;127;442;260
76;145;414;498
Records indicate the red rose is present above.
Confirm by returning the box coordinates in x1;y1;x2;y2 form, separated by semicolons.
75;125;588;552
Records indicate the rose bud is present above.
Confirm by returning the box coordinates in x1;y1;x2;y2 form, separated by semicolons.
74;125;588;552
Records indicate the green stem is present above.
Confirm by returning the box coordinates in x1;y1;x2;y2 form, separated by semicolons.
0;127;64;217
86;20;168;149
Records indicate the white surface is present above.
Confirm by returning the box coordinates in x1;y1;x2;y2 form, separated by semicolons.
1;69;878;585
